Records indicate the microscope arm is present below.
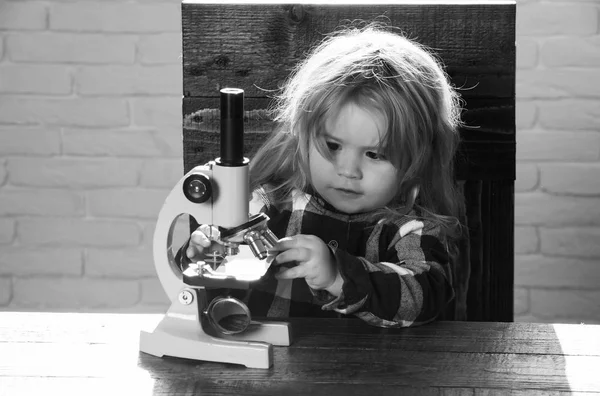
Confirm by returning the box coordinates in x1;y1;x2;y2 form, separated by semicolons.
153;165;213;302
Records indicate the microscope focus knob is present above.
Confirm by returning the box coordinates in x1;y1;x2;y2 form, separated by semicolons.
183;173;211;204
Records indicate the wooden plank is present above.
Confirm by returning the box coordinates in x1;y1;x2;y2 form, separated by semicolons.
488;180;515;322
3;377;596;396
182;3;515;99
2;341;599;392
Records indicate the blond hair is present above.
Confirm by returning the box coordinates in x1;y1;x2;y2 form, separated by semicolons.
250;24;465;240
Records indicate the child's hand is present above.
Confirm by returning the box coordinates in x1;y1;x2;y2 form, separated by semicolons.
186;224;225;261
270;235;343;295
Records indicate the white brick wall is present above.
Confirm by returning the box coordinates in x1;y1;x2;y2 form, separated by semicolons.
0;0;599;323
0;0;184;312
515;0;600;324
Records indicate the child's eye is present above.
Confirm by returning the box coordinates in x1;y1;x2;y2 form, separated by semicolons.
326;141;340;151
366;151;386;161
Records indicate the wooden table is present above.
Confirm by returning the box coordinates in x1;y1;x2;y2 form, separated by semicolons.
1;312;599;395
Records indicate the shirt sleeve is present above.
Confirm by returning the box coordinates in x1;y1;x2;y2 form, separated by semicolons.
317;219;455;328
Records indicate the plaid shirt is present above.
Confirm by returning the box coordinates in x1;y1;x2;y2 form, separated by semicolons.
178;185;454;328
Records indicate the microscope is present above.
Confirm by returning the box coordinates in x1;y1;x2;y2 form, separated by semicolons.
139;88;291;369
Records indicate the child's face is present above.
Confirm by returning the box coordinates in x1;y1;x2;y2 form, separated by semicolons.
309;102;399;214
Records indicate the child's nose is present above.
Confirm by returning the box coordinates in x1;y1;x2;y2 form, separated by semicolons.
335;152;361;179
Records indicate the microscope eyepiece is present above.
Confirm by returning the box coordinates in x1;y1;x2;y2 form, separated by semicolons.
182;173;211;204
219;88;245;166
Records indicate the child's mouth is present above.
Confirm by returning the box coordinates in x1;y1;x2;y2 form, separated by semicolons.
334;188;361;197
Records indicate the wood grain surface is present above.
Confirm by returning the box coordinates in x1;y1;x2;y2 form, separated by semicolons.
181;3;514;99
1;313;599;395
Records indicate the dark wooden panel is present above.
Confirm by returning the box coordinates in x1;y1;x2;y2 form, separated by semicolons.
182;2;516;99
465;180;514;322
181;1;516;323
488;180;515;322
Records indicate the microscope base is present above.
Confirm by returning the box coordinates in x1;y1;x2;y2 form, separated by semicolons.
139;288;290;369
140;327;273;369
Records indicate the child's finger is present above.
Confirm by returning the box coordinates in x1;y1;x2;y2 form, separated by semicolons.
275;265;306;280
186;240;206;259
190;229;211;248
270;235;304;253
186;245;198;259
272;247;311;265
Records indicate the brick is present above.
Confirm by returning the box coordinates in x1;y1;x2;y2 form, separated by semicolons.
85;248;155;278
516;131;599;161
140;158;183;188
530;289;600;321
0;64;71;95
515;101;536;130
87;188;168;219
62;127;182;158
0;188;84;216
6;33;136;64
515;162;538;192
514;226;538;254
542;36;600;67
0;278;10;305
0;127;61;156
50;3;180;33
540;163;600;195
0;248;82;276
138;33;182;65
0;218;15;244
517;3;598;36
17;218;141;247
131;97;181;128
0;2;47;30
0;97;129;127
539;100;600;131
513;287;529;316
516;254;600;288
7;157;140;188
516;38;537;70
517;70;600;99
515;192;600;226
75;65;181;96
541;227;600;258
139;278;170;306
12;278;140;309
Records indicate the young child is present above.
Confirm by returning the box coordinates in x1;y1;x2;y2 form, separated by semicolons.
178;25;465;328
